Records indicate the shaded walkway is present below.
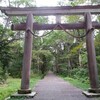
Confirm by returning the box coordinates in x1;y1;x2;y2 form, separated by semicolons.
28;71;99;100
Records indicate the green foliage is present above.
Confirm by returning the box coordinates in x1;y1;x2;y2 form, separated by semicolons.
95;33;100;77
63;77;89;90
95;33;100;55
66;15;83;23
34;16;48;24
8;42;23;78
10;0;35;7
0;78;21;100
69;68;89;83
70;42;83;56
58;68;68;77
97;56;100;63
70;0;86;6
0;24;14;82
59;67;89;84
43;30;68;46
0;73;41;100
33;50;52;58
0;62;7;84
32;50;53;74
91;0;100;4
58;0;86;6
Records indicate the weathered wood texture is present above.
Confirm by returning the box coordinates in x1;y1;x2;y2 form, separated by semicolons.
19;14;33;94
11;22;100;30
85;13;99;89
0;5;100;16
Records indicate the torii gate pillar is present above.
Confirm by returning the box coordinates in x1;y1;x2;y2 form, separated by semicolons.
18;14;33;94
85;13;100;93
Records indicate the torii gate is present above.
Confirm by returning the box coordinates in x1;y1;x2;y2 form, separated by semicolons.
1;5;100;96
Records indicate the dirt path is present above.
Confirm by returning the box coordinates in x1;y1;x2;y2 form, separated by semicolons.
28;71;99;100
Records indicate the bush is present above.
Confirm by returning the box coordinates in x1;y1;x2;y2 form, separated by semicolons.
0;62;8;84
70;68;89;83
8;58;22;78
58;68;68;77
59;67;89;83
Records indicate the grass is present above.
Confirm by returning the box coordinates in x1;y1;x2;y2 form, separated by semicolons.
62;77;89;90
0;74;41;100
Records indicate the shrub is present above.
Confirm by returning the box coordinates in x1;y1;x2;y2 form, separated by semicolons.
59;67;89;83
70;68;89;83
0;62;8;84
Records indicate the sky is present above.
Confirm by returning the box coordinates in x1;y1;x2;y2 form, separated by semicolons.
0;0;64;25
0;0;65;7
35;0;60;35
0;0;69;7
36;0;59;7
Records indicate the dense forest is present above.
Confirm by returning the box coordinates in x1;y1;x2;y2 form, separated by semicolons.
0;0;100;95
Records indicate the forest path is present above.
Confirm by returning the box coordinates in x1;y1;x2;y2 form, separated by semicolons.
27;71;99;100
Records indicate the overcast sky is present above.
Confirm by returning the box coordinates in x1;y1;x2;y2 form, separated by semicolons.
36;0;70;7
36;0;59;6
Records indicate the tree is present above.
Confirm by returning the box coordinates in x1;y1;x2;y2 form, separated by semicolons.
32;50;53;74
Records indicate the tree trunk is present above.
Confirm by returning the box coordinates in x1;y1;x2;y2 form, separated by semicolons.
79;49;82;67
41;55;46;75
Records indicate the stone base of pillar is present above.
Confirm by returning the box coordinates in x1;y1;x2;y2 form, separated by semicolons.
18;89;32;94
82;88;100;97
9;92;36;99
88;88;100;93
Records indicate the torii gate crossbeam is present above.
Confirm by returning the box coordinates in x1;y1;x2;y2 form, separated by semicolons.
1;5;100;16
11;22;100;30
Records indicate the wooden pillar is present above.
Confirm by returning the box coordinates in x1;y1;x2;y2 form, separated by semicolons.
18;14;33;94
85;12;100;93
56;15;61;23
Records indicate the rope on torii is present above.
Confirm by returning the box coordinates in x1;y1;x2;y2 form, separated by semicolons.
26;23;94;38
